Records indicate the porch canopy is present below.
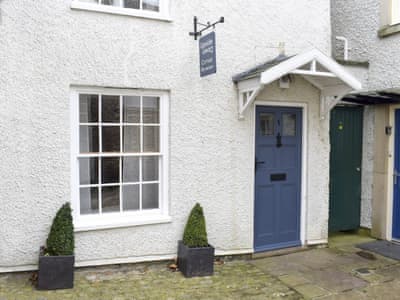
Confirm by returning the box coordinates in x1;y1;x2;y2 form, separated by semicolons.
342;89;400;105
232;49;362;119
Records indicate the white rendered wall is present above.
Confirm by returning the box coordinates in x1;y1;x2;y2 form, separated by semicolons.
332;0;400;90
0;0;331;271
361;107;375;229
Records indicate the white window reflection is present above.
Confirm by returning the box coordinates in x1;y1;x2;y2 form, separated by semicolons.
84;0;160;12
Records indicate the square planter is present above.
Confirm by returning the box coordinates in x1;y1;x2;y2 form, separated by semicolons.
37;252;75;290
177;240;214;277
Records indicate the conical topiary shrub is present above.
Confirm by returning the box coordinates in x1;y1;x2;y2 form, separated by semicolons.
178;203;214;277
182;203;208;248
46;202;74;256
38;202;75;290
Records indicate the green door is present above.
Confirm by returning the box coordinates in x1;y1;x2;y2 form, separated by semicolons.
329;106;363;232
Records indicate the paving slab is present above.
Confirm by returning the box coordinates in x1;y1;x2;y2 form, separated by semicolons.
278;273;311;287
293;284;330;299
360;279;400;299
352;269;391;284
374;262;400;279
251;254;313;276
301;268;368;293
334;253;397;273
319;290;367;300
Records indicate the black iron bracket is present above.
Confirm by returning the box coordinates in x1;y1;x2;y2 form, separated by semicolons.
189;16;224;40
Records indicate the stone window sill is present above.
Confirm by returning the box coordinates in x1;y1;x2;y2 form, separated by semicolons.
378;23;400;38
71;1;172;22
74;214;172;232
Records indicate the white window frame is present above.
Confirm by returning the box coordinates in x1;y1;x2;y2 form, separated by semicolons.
70;87;170;232
392;0;400;24
71;0;171;22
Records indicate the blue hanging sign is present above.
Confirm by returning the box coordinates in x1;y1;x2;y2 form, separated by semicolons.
199;32;217;77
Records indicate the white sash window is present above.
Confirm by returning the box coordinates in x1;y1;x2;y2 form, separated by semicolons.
392;0;400;24
71;88;170;231
71;0;171;21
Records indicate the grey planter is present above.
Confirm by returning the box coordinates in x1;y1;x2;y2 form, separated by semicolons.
37;251;74;290
177;240;214;277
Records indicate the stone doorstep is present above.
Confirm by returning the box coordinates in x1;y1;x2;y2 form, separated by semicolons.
251;245;315;259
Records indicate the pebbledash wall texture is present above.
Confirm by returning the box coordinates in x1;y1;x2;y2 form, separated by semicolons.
0;0;331;271
332;0;400;90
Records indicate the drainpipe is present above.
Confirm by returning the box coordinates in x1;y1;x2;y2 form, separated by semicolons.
335;36;349;61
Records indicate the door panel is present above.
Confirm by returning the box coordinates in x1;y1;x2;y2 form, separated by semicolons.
254;106;302;252
393;110;400;239
329;106;363;232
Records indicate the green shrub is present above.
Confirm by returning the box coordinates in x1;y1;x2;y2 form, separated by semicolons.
46;203;74;256
182;203;209;248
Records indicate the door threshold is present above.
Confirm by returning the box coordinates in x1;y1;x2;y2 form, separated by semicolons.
252;246;308;259
391;239;400;245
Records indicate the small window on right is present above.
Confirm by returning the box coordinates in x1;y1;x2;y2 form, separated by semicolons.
282;113;296;137
392;0;400;25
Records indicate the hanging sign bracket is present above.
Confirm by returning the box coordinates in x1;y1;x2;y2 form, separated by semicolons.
189;16;224;40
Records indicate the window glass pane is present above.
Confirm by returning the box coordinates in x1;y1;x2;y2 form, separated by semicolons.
122;185;140;211
102;157;119;184
79;158;99;185
123;96;140;123
79;94;98;123
142;183;159;209
80;126;99;153
123;157;139;182
142;0;159;11
143;97;160;123
260;113;274;136
102;186;120;213
101;0;116;5
143;126;159;152
123;126;140;152
80;187;99;215
102;95;120;123
102;126;120;152
124;0;140;9
142;156;159;181
392;0;400;24
282;113;296;136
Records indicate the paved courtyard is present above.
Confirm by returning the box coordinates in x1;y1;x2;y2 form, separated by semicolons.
1;233;400;299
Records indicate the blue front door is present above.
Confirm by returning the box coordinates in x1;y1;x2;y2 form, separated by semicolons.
393;109;400;239
254;106;302;252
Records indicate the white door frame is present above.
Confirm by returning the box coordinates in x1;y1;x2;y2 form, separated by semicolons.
251;100;308;249
385;104;400;240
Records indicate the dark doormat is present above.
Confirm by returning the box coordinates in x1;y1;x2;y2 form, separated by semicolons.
357;240;400;261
